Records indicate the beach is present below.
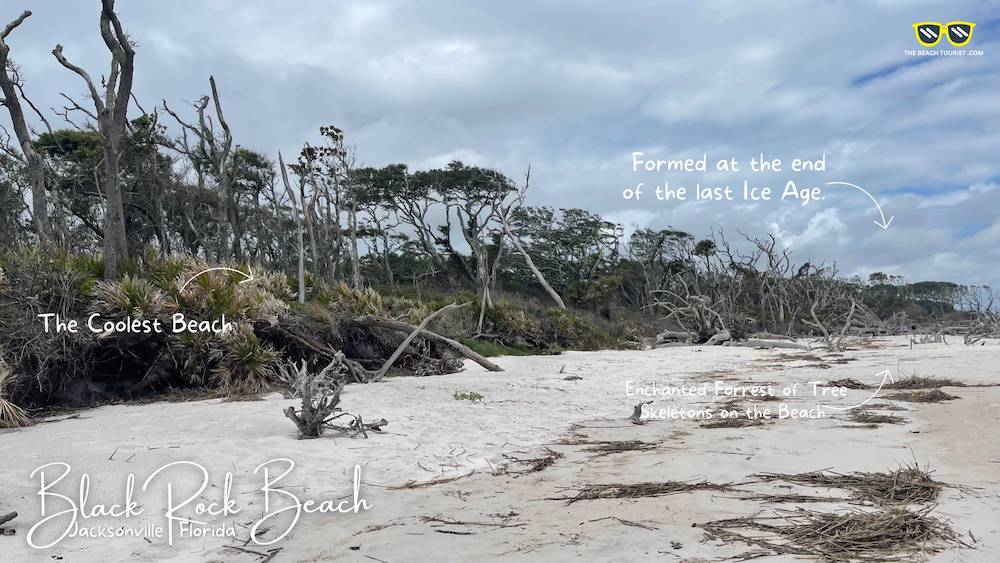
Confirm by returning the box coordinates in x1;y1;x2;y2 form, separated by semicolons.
2;336;997;562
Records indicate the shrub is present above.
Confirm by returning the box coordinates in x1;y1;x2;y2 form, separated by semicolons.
92;275;170;318
211;323;280;394
0;355;30;428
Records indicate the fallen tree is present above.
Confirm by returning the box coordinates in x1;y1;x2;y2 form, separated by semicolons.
352;315;503;372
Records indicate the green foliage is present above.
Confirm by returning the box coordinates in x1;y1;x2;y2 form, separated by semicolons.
211;323;280;394
483;300;616;351
35;129;104;161
0;247;98;315
319;282;390;317
92;275;169;318
452;390;484;402
0;354;30;428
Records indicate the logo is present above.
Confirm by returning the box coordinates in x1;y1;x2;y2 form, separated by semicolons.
913;21;975;48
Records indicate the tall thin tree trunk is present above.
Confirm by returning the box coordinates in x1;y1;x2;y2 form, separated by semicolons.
102;143;128;276
349;188;361;288
502;219;565;309
279;153;305;304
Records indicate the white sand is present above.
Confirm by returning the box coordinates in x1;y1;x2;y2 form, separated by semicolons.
1;337;998;562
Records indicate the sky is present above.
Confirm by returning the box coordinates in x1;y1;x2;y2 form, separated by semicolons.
4;0;1000;286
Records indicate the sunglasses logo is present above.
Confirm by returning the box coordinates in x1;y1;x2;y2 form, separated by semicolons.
913;21;976;47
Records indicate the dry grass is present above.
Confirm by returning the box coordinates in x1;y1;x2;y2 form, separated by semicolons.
883;389;960;403
848;408;907;425
502;448;564;474
753;464;944;504
583;440;656;456
736;493;849;504
863;402;908;411
826;378;870;389
553;480;734;503
701;506;967;561
886;375;964;389
702;416;765;428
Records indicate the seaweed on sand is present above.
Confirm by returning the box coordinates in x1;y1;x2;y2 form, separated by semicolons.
583;440;656;456
700;506;968;562
551;480;734;504
847;408;907;426
883;389;960;403
753;464;944;504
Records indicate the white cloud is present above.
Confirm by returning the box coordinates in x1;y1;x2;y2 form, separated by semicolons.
4;0;999;285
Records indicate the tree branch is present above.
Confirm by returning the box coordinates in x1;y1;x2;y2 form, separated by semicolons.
51;45;105;114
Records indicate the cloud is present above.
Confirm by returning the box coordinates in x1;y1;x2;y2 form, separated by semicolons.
4;0;1000;285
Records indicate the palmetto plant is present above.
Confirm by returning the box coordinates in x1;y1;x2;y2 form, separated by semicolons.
92;275;170;318
0;356;29;428
211;322;280;394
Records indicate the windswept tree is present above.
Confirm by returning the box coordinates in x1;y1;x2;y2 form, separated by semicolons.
310;125;360;288
439;162;515;330
353;165;405;289
51;0;135;278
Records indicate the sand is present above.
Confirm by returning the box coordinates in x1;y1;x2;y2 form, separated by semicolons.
1;336;998;562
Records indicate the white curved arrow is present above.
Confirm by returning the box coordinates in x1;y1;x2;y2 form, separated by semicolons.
820;369;896;411
179;267;254;292
825;181;894;230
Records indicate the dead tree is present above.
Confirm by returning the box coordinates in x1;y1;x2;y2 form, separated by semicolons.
280;354;386;439
51;0;134;278
161;76;237;259
495;166;566;309
654;290;727;343
371;302;467;381
799;273;862;351
352;315;503;372
0;11;51;246
277;152;305;303
444;167;511;333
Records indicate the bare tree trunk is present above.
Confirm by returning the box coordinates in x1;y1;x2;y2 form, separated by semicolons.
1;12;51;247
101;142;128;274
349;187;361;288
279;153;305;304
354;315;503;372
494;166;566;309
209;76;238;260
381;231;394;289
298;176;318;282
52;0;134;279
372;302;467;381
502;218;565;308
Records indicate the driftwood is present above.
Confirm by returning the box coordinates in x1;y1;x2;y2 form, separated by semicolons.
371;302;467;381
353;316;503;372
629;400;653;424
654;330;691;346
752;332;797;342
705;330;732;346
0;511;15;527
723;339;808;350
280;356;387;438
